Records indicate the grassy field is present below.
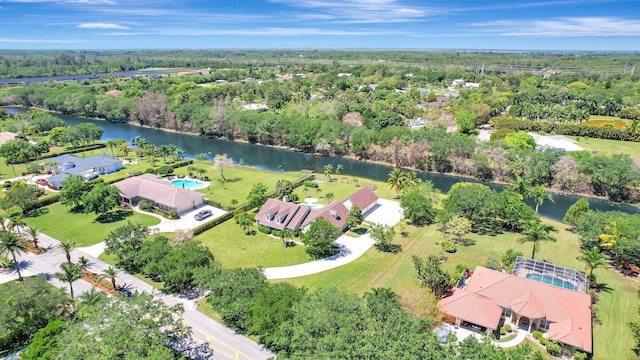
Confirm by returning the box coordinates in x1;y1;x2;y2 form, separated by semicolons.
171;163;307;209
24;202;160;246
277;217;640;360
195;217;310;268
292;174;396;205
567;136;640;156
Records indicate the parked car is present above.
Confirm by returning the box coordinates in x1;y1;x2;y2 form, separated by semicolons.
194;209;213;221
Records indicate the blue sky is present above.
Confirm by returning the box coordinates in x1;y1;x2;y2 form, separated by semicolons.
0;0;638;50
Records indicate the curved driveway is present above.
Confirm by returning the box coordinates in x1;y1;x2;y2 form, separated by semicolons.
263;198;403;280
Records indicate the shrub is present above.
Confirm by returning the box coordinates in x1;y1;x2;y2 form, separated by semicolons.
573;350;587;360
139;200;154;212
272;229;282;237
144;167;156;174
500;327;506;335
532;331;543;340
128;170;142;176
3;181;11;189
303;180;318;188
157;165;174;176
167;209;179;219
441;239;457;253
258;225;272;234
192;211;234;235
539;337;548;346
26;163;42;174
504;324;512;332
545;341;562;356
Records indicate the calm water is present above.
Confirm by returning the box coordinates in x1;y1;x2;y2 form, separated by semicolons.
4;107;639;221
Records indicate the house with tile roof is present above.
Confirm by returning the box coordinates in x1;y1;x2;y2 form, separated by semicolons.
438;265;592;353
114;174;205;214
255;186;378;232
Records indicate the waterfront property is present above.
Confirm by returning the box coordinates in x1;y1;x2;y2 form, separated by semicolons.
44;154;123;188
255;186;379;232
114;174;205;214
438;262;592;353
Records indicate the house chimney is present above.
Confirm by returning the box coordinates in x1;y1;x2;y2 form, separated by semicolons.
330;210;338;219
283;195;289;203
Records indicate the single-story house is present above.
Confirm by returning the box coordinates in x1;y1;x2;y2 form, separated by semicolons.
438;265;592;353
343;186;378;214
463;82;480;89
45;154;123;188
255;186;379;232
527;132;585;152
114;174;205;214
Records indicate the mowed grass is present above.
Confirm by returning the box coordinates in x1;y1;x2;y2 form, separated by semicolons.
567;136;640;156
294;174;396;205
195;218;310;268
24;202;160;246
173;163;307;209
277;217;640;360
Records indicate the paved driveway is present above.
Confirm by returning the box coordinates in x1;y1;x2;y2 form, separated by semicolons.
134;205;227;233
263;199;403;280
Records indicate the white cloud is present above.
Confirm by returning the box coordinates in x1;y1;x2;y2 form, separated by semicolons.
470;17;640;37
0;0;115;3
101;27;403;37
78;22;130;29
0;37;86;43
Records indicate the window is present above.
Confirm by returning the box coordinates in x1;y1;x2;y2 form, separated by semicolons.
502;308;512;317
539;318;550;330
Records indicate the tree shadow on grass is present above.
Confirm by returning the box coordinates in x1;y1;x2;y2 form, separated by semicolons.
352;227;368;235
26;207;50;218
455;238;476;247
94;209;134;224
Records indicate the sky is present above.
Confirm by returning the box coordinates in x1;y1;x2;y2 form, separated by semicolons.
0;0;638;50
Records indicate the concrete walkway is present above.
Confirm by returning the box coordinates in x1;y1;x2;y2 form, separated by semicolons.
263;198;403;280
4;232;274;360
494;329;528;348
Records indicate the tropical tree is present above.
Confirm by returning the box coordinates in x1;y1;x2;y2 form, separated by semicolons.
77;255;90;269
105;138;119;156
346;205;363;229
213;153;233;184
599;221;623;268
577;247;607;286
0;230;28;281
325;192;335;203
158;144;171;163
323;164;333;180
21;226;41;250
526;184;554;213
55;240;76;264
387;168;406;197
54;262;84;302
511;176;530;199
101;266;121;290
518;220;558;259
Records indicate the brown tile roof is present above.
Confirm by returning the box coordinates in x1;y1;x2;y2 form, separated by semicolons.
346;186;378;211
303;200;348;230
439;266;592;352
255;198;308;231
114;174;204;210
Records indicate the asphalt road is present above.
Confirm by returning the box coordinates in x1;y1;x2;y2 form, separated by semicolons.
9;232;274;360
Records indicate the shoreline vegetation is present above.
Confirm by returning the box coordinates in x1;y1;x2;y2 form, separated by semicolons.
3;105;633;206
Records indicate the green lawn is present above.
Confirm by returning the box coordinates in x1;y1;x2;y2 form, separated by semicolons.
293;174;395;205
24;202;160;246
195;218;310;268
277;217;640;360
172;163;307;209
567;136;640;156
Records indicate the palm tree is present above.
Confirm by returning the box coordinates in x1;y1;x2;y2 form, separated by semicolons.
55;240;77;264
105;138;119;156
387;168;406;198
511;176;530;200
79;286;106;306
8;216;26;234
325;192;335;203
599;221;622;268
0;231;28;281
77;256;90;269
578;247;607;285
526;184;554;213
21;226;41;250
518;220;558;260
101;266;121;290
403;171;420;189
54;262;84;301
158;144;171;163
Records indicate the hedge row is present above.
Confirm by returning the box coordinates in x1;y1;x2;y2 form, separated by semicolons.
494;118;640;142
192;211;235;236
37;143;107;161
25;193;60;212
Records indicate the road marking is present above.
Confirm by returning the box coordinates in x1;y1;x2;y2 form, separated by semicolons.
190;323;254;360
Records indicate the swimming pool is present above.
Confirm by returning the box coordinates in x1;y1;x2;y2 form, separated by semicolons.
526;274;576;291
171;179;207;190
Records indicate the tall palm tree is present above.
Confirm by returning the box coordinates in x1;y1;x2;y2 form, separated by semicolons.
599;221;623;268
578;247;608;285
511;176;530;200
54;262;84;301
105;138;119;156
101;266;121;290
158;144;171;163
518;220;558;260
21;226;41;250
526;184;554;213
8;216;26;234
387;168;406;198
0;231;28;281
55;240;76;264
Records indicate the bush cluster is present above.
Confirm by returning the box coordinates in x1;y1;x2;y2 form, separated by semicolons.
494;118;640;142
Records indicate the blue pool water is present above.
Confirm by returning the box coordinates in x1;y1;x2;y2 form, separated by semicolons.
526;274;576;291
171;179;205;190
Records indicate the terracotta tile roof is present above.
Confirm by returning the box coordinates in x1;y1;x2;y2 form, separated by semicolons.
304;200;348;230
114;174;204;210
255;198;309;231
438;288;503;330
346;186;378;211
439;266;592;352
